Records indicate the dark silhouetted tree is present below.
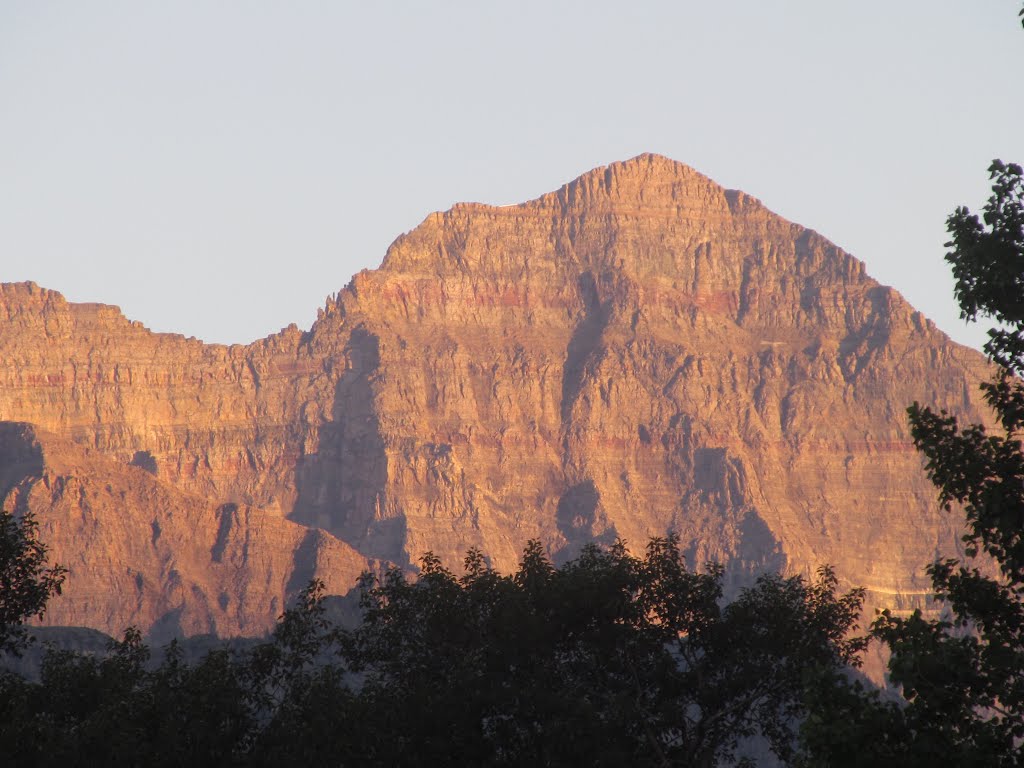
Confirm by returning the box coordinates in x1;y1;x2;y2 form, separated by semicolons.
0;509;65;656
1;539;865;767
343;536;865;767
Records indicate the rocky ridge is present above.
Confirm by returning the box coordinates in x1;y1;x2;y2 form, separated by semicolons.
0;154;992;640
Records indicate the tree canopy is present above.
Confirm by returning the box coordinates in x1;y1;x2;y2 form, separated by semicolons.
1;537;865;767
0;509;65;656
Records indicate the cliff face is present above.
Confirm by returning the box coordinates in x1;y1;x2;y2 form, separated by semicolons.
0;154;991;639
0;422;373;641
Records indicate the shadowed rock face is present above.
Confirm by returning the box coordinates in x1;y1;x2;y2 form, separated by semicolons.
0;154;992;640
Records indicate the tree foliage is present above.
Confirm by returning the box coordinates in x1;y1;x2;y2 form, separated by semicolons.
0;509;65;656
0;538;865;767
343;538;865;767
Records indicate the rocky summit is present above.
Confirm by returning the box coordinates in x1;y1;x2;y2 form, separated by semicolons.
0;154;992;641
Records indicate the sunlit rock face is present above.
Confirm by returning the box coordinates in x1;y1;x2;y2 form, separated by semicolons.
0;422;373;641
0;154;991;640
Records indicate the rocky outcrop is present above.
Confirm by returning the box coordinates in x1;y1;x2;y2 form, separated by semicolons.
0;422;373;640
0;154;992;640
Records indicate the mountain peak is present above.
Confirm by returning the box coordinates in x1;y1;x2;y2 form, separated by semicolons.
535;153;762;215
380;154;776;275
575;152;711;185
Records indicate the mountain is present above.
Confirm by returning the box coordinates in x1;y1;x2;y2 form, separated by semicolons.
0;154;991;640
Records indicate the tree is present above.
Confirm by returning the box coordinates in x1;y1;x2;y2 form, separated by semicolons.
0;535;864;766
798;154;1024;765
0;584;338;768
345;537;865;767
884;156;1024;763
0;509;66;656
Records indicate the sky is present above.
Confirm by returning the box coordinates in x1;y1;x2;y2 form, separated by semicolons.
1;2;1022;348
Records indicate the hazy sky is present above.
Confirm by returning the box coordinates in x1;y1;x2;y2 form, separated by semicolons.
2;2;1022;347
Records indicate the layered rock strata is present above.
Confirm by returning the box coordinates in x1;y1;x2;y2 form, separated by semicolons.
0;154;992;639
0;422;372;640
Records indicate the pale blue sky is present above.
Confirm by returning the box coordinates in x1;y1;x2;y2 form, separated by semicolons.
2;2;1021;347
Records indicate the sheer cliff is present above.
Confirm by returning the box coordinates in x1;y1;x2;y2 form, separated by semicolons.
0;154;991;638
